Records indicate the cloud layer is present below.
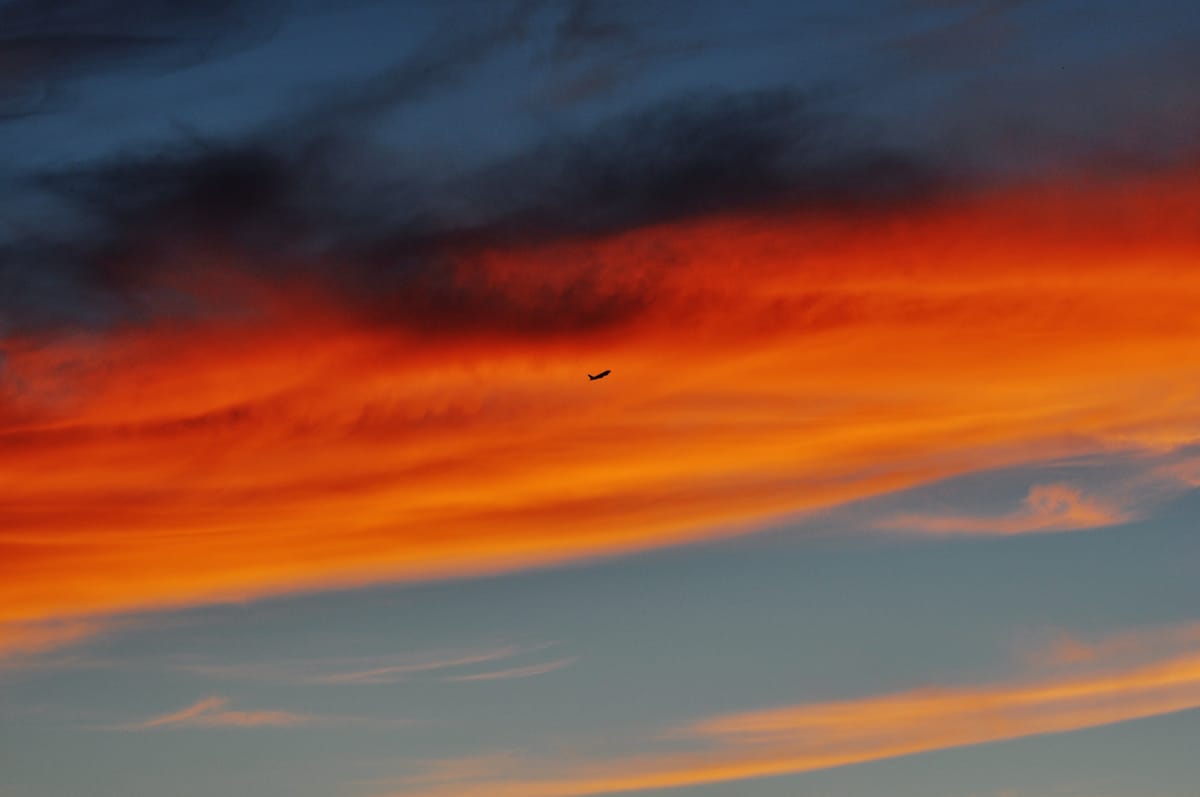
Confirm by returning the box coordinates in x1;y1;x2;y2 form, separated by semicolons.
4;169;1200;645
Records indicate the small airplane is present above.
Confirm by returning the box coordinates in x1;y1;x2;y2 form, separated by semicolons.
588;369;611;381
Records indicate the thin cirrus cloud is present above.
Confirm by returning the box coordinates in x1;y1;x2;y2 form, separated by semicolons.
442;657;578;683
176;643;558;685
114;696;318;731
312;648;527;686
5;169;1200;651
384;624;1200;797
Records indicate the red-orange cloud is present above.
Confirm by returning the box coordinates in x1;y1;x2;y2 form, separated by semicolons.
4;172;1200;645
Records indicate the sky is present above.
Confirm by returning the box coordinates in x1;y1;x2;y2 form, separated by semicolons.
2;1;1200;795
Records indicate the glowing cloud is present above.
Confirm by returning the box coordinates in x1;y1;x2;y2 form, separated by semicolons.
5;172;1200;644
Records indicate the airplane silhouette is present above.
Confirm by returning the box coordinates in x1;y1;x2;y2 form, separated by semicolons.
588;369;611;381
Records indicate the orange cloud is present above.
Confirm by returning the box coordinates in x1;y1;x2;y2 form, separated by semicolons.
385;637;1200;797
879;483;1132;535
5;172;1200;641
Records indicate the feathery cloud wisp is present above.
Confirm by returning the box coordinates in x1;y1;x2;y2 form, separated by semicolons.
878;483;1132;536
443;657;577;682
384;627;1200;797
116;696;319;730
175;643;554;684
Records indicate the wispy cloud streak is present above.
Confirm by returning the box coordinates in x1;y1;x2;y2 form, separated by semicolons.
5;173;1200;640
385;627;1200;796
177;644;550;684
313;648;527;685
0;618;109;663
1032;622;1200;668
116;696;318;730
878;483;1132;536
443;657;577;682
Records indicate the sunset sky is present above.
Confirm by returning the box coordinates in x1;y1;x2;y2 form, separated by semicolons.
3;2;1200;796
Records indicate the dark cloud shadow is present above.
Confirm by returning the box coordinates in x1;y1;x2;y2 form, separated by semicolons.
2;84;941;339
